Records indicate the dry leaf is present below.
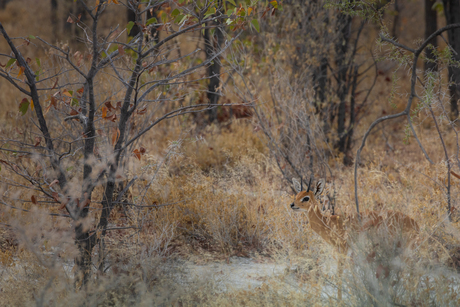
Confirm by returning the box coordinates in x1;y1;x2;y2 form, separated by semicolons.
133;149;141;160
118;45;125;56
102;106;108;118
112;127;120;145
17;66;25;78
49;179;59;187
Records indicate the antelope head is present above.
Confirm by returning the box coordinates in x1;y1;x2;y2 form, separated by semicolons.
290;178;325;212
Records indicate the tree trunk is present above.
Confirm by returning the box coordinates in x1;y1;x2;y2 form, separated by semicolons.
74;0;85;36
0;0;11;9
127;1;141;38
204;5;225;124
335;14;352;153
443;0;460;120
391;0;400;38
64;0;73;34
51;0;58;39
424;0;438;72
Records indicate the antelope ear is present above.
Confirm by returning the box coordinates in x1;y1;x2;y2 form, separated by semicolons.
315;179;325;196
292;178;301;193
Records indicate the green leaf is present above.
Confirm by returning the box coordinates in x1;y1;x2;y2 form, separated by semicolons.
146;17;157;26
179;14;188;24
127;21;135;35
251;19;259;32
227;0;236;6
432;1;443;13
175;14;184;23
19;98;29;115
171;8;180;18
35;58;41;67
28;35;36;39
35;70;40;81
6;58;16;68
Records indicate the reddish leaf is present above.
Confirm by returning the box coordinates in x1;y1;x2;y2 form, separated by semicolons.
116;101;122;109
0;159;11;167
51;78;59;89
34;137;41;147
66;16;74;24
104;101;115;111
139;147;146;154
133;149;141;160
137;106;147;115
45;96;58;114
69;109;79;122
118;45;125;56
105;114;117;122
31;195;38;205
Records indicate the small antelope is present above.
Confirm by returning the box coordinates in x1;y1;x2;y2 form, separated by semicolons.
290;178;419;300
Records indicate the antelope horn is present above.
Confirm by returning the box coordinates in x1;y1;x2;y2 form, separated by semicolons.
306;177;312;192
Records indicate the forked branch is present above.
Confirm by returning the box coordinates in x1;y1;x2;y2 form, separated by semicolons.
354;23;460;219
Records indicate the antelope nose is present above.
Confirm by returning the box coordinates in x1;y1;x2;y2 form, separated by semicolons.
290;203;295;208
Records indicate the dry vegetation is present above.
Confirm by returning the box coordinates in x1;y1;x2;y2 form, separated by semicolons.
1;0;460;306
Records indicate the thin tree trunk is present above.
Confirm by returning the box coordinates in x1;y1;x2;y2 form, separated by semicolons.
391;0;400;38
424;0;438;72
336;14;352;153
75;0;85;36
64;0;73;34
127;0;141;38
443;0;460;120
204;2;224;124
51;0;58;39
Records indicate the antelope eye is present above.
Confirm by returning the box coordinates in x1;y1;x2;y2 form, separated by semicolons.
301;196;310;202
